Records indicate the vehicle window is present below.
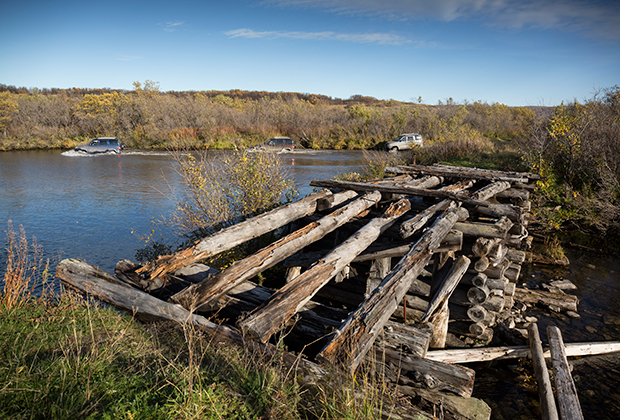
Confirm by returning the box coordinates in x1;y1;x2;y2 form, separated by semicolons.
100;140;108;146
90;140;98;146
267;140;275;145
109;140;118;146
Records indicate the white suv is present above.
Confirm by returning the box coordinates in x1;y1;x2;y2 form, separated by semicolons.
385;133;423;151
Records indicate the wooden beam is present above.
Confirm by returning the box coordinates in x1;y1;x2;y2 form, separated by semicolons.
316;206;469;373
238;199;412;343
529;323;559;420
425;341;620;364
136;189;335;280
55;258;327;385
548;326;584;420
171;191;382;311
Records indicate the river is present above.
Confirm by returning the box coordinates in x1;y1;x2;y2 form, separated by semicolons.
1;149;619;418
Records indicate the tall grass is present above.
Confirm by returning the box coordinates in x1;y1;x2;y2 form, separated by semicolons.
1;220;50;310
1;224;397;419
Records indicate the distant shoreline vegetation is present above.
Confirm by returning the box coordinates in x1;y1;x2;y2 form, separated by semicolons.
0;81;543;152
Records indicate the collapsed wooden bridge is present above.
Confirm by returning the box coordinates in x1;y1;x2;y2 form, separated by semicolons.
56;163;618;420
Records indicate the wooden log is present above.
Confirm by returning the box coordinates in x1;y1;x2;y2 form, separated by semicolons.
469;322;487;336
486;277;509;292
467;284;490;304
528;323;559;420
488;242;508;266
424;341;620;364
421;256;471;323
378;322;434;359
316;206;469;372
496;188;531;201
469;181;511;201
316;189;358;211
472;237;502;257
283;230;462;267
137;189;334;280
396;386;492;420
381;349;476;398
548;326;584;420
474;256;490;272
400;199;456;239
238;199;411;343
482;295;505;312
506;248;527;263
504;263;522;282
454;218;513;239
385;164;537;183
504;282;516;297
471;202;526;223
514;288;579;312
428;301;450;348
285;266;301;283
366;257;391;294
310;179;497;208
172;190;382;311
449;321;494;342
481;259;510;279
55;258;327;385
467;305;496;325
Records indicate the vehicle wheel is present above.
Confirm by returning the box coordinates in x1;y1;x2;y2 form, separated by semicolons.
390;146;399;152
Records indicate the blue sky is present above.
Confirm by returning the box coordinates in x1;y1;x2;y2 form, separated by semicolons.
1;0;618;106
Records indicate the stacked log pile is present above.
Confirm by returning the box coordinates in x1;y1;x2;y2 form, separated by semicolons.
56;163;597;420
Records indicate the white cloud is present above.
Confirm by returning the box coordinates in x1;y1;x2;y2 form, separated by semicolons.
161;21;185;32
224;28;417;45
263;0;620;40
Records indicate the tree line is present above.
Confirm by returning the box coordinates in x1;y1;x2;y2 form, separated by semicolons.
0;81;538;151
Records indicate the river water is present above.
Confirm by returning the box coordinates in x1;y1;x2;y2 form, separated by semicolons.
1;149;619;418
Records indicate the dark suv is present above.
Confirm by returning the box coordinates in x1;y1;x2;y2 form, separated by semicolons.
75;137;124;154
258;137;296;152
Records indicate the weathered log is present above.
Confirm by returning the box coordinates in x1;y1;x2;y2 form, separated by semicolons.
466;305;496;325
428;301;450;349
424;341;620;364
504;282;516;297
548;326;584;420
316;189;358;211
366;257;391;294
496;188;531;201
310;179;495;208
55;258;327;385
172;191;382;311
514;288;579;312
488;242;508;266
528;323;559;420
479;258;510;279
396;386;492;420
316;206;469;372
469;322;487;336
137;189;334;280
282;230;463;267
285;266;301;283
238;199;411;343
481;295;505;312
472;238;502;258
504;263;522;282
474;256;490;272
449;321;494;342
385;164;537;183
471;202;526;223
486;277;509;292
421;256;471;323
469;181;511;201
506;248;527;263
400;199;456;239
454;217;514;239
467;284;490;304
377;322;434;359
380;349;476;398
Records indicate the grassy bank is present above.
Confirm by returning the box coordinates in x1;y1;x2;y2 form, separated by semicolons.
0;225;392;420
